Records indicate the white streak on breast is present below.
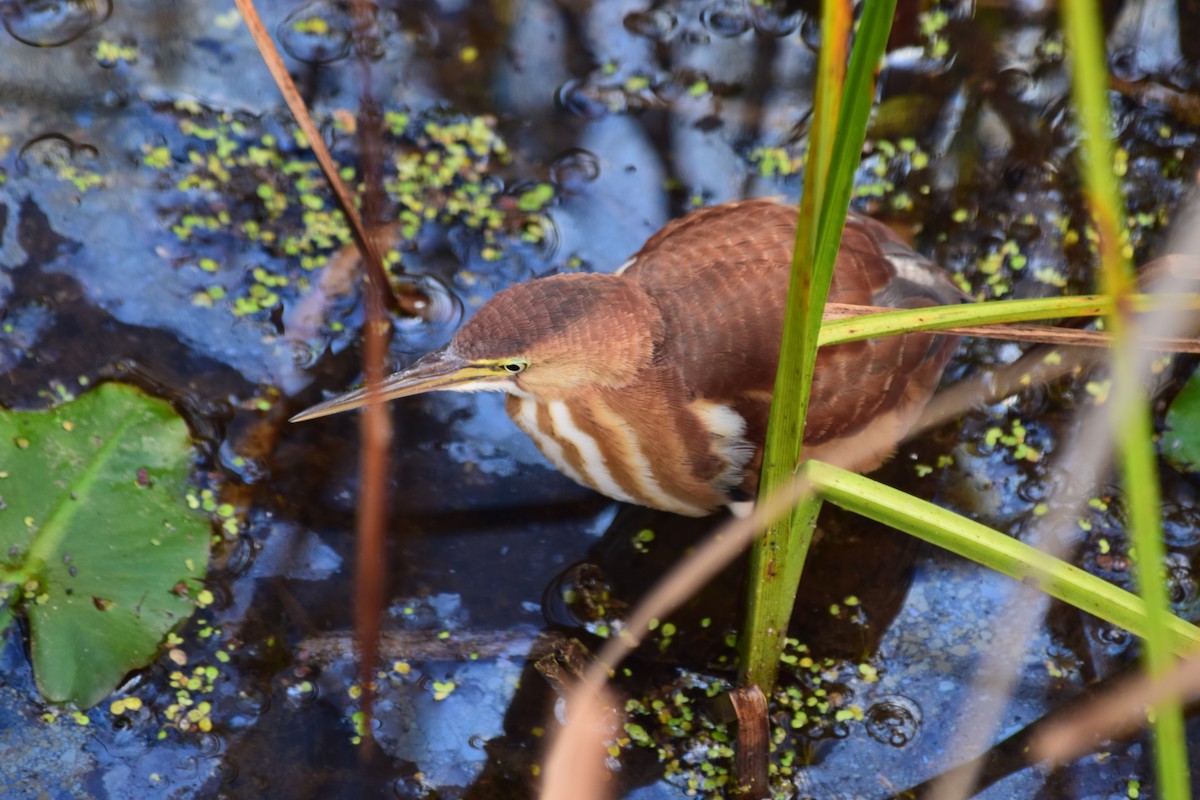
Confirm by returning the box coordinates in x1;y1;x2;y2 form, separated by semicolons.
511;398;587;486
600;413;708;516
546;401;639;505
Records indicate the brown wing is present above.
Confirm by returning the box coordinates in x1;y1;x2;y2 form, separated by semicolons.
622;199;795;403
623;199;962;478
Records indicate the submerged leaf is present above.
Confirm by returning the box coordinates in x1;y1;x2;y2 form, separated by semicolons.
0;382;210;708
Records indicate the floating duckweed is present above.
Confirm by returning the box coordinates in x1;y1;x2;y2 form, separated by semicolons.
1086;379;1112;403
94;39;138;65
984;419;1041;462
110;696;143;715
834;706;864;723
58;165;104;194
385;111;410;134
162;656;224;735
618;634;885;796
1114;147;1129;177
749;146;802;178
918;9;951;55
625;722;652;746
1033;266;1067;288
516;183;554;212
143;145;172;169
855;136;936;207
154;106;547;329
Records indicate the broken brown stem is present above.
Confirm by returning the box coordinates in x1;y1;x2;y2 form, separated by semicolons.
232;0;427;316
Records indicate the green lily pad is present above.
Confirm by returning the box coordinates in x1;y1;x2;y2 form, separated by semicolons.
1164;368;1200;474
0;382;210;708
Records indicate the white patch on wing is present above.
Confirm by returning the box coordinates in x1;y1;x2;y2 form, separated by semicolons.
692;402;746;440
727;501;755;519
613;257;637;276
690;400;755;492
546;401;640;505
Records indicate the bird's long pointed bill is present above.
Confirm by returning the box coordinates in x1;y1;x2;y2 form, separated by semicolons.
289;349;489;423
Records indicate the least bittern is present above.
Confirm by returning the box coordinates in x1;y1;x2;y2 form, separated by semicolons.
292;199;964;516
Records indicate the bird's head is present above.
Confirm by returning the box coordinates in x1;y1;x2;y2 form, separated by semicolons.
290;272;663;422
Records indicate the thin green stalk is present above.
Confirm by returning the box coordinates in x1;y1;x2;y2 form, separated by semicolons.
741;0;897;692
819;293;1200;346
1063;0;1189;794
740;0;850;691
805;461;1200;654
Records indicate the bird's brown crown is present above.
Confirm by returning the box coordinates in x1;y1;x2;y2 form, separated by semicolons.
450;272;665;394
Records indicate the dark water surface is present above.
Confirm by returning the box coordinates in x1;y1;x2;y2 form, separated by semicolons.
2;0;1200;797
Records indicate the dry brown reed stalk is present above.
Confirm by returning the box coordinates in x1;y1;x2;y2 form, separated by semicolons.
729;686;770;798
344;0;391;735
1031;649;1200;763
232;0;427;316
541;684;620;800
234;0;398;732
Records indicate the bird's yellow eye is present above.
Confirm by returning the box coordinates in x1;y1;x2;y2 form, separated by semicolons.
501;360;527;374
